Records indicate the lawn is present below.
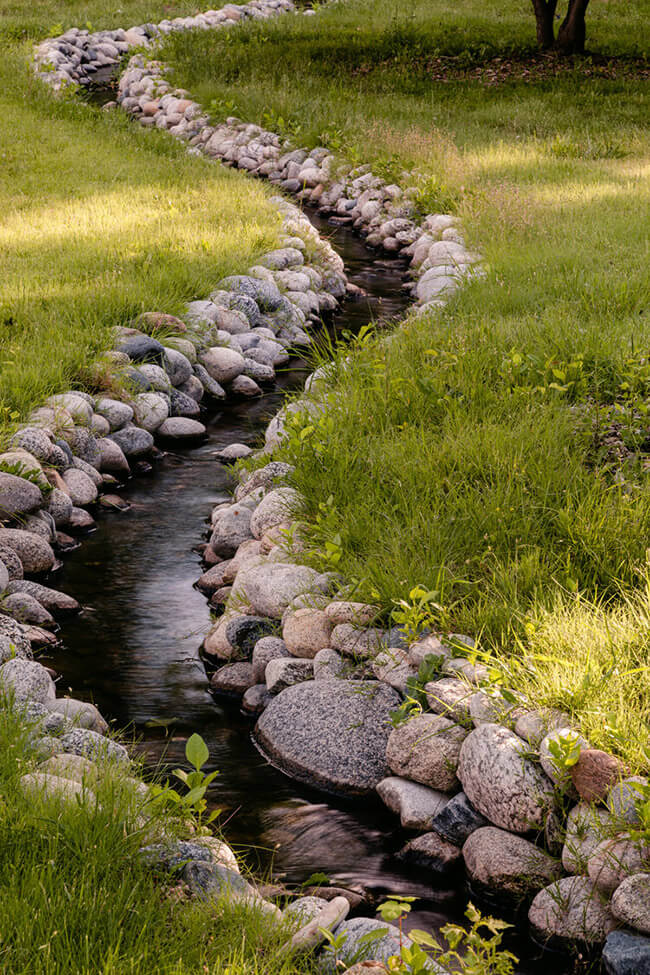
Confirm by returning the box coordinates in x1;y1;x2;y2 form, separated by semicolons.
162;0;650;767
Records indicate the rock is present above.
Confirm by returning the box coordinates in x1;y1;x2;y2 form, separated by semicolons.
603;930;650;975
255;679;400;796
117;333;165;363
10;427;55;463
225;615;276;658
20;772;96;806
133;392;169;432
58;728;129;766
529;876;617;945
0;559;7;594
40;753;100;783
199;347;245;384
285;895;330;925
252;636;290;683
397;831;461;875
562;802;613;874
283;608;333;659
3;591;55;627
97;437;130;475
235;461;293;501
136;312;187;334
63;428;101;467
611;872;650;934
588;834;650;894
178;374;205;403
285;896;350;953
430;790;489;847
320;918;438;973
250;487;300;539
50;698;108;734
0;615;32;661
377;776;449;830
324;601;379;626
313;648;346;680
242;683;273;715
157;417;206;440
68;507;96;532
96;398;134;430
463;827;562;902
0;658;55;703
0;544;23;581
210;662;256;697
371;648;415;693
330;623;386;658
514;708;573;748
90;413;111;438
608;777;648;825
265;657;313;694
5;580;79;616
193;363;226;400
0;529;55;573
61;469;98;506
169;389;200;418
210;505;253;557
539;727;589;795
181;861;254;900
386;713;467;792
230;375;262;397
47;487;74;526
196;561;232;596
215;443;252;463
457;723;555;833
0;472;42;517
231;561;328;619
163;347;193;386
425;677;472;723
109;426;155;458
571;749;625;803
342;965;390;975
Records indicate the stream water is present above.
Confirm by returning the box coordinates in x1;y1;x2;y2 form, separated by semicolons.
39;208;566;972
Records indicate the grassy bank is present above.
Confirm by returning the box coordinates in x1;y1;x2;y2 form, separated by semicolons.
0;9;280;439
0;709;311;975
163;0;650;766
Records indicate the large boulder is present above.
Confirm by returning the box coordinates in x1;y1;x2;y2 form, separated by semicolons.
457;723;555;833
386;712;467;793
255;679;400;796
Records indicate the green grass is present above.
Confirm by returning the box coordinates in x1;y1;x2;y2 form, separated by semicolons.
163;0;650;767
0;707;315;974
0;45;280;440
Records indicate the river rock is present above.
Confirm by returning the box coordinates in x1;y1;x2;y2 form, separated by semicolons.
386;712;467;792
58;727;129;765
425;677;472;723
430;790;489;847
604;931;650;975
199;347;245;384
90;413;111;438
313;648;346;680
63;427;101;467
50;698;108;734
252;636;290;683
0;528;56;573
214;443;252;463
163;347;193;386
514;708;573;748
20;771;96;806
265;657;313;694
97;437;130;475
40;753;99;783
397;831;462;874
324;601;379;626
529;876;617;945
193;363;226;400
610;872;650;934
283;608;332;659
210;505;253;557
330;623;386;658
571;749;625;803
463;827;562;902
235;461;293;501
250;487;300;539
117;333;165;363
256;679;399;795
62;469;98;506
562;802;613;873
108;426;154;458
320;918;440;973
539;727;589;796
10;427;55;463
0;472;42;517
285;895;330;925
0;544;23;581
133;392;169;432
231;561;329;619
242;684;273;715
0;560;7;593
3;591;55;627
47;487;74;526
96;398;134;430
377;776;449;829
210;662;256;697
0;615;32;661
0;658;55;703
457;723;555;833
5;580;79;616
608;777;648;825
588;834;650;894
157;417;206;440
169;389;200;418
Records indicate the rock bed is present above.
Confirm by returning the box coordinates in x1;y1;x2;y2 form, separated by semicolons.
26;3;650;972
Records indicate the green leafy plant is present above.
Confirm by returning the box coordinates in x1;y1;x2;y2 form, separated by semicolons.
389;653;445;727
391;586;443;643
546;731;583;787
151;733;219;832
431;903;518;974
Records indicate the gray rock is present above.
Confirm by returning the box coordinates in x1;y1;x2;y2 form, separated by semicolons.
588;834;650;894
235;461;293;500
210;505;253;557
10;427;55;463
463;826;562;902
58;727;129;765
285;895;329;925
283;607;333;659
231;561;329;619
0;472;42;517
50;698;108;734
90;413;111;437
63;428;101;467
62;468;98;506
214;443;252;463
386;712;467;792
397;831;462;875
225;615;277;658
611;872;650;934
117;333;165;363
193;363;226;400
0;544;23;580
539;727;589;795
0;528;55;573
457;723;555;833
252;635;290;683
210;662;256;697
514;708;573;748
21;771;96;806
157;418;206;440
249;487;300;539
377;776;449;829
138;363;172;393
218;275;283;311
0;615;32;661
3;592;55;627
178;374;205;403
529;876;617;945
169;389;200;417
425;677;472;723
132;392;169;432
265;657;313;694
47;487;74;526
230;375;262;398
604;931;650;975
608;777;648;825
181;861;253;899
199;347;246;384
313;648;346;680
109;426;155;458
0;658;55;703
242;683;273;715
321;918;441;973
256;679;400;795
562;802;612;874
95;398;134;430
330;623;386;658
430;791;489;847
163;347;193;386
97;437;130;475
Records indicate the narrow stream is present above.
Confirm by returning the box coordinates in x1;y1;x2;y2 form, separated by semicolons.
40;210;562;972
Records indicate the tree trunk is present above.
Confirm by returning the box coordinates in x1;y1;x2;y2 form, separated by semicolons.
531;0;558;49
556;0;590;54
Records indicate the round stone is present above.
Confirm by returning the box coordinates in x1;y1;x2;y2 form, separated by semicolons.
156;417;206;440
463;826;563;902
529;876;617;945
386;712;467;792
283;608;333;659
0;472;43;517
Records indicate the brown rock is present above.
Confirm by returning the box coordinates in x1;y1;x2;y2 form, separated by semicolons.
136;312;186;333
283;608;333;659
210;662;255;697
588;834;650;894
571;749;625;803
386;712;467;792
463;826;562;901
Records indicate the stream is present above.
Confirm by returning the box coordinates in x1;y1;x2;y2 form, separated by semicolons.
38;207;566;972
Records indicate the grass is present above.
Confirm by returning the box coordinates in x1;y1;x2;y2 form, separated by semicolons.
0;706;316;975
162;0;650;768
